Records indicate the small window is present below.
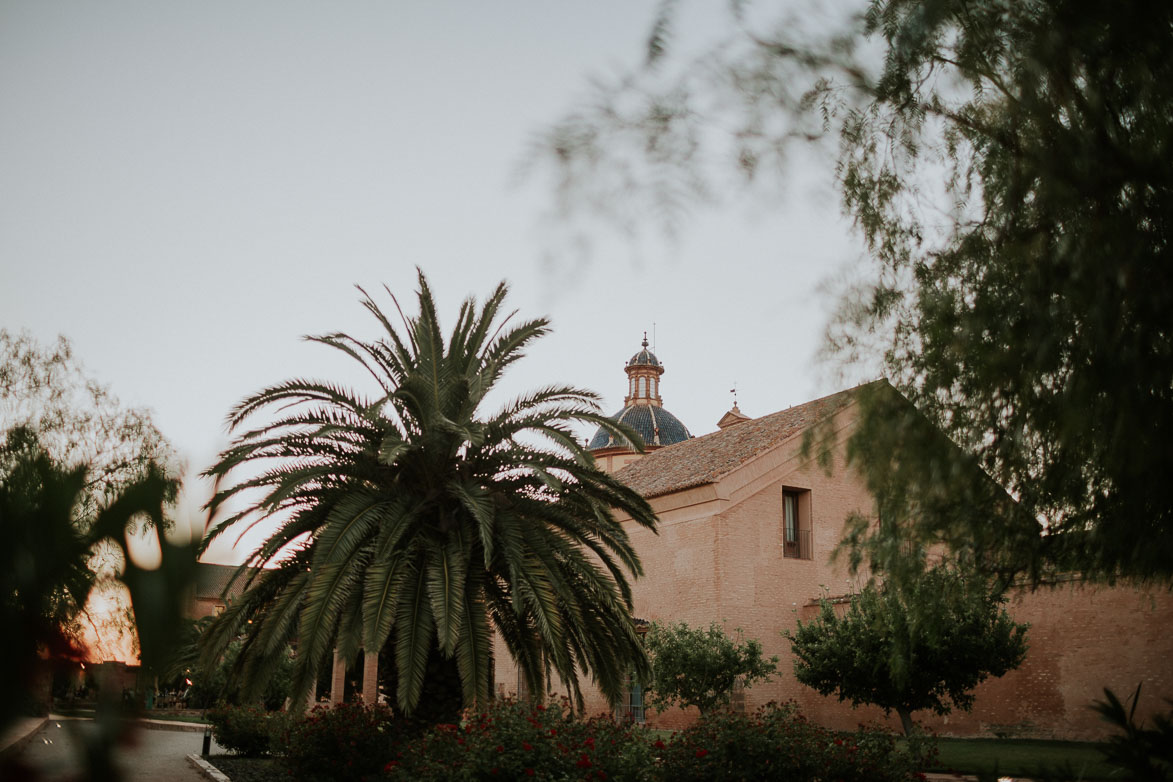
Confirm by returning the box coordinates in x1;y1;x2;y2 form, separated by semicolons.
783;489;811;560
638;376;647;397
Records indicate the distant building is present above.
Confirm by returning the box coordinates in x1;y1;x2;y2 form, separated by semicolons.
189;563;252;619
493;339;1173;740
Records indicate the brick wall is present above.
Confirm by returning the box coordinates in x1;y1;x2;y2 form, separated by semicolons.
492;415;1173;740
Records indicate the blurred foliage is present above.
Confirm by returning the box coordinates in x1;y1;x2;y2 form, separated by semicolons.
1;333;195;779
0;427;197;779
1;330;183;660
1092;685;1173;781
643;620;777;715
787;567;1028;734
537;2;1173;585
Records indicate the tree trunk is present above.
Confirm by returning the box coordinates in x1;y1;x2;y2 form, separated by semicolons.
896;707;916;736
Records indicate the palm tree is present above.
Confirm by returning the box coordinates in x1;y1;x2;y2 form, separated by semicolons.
200;272;657;717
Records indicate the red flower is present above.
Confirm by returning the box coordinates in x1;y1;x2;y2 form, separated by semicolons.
695;749;709;759
383;761;399;772
525;769;535;777
496;745;505;753
576;753;593;768
653;739;666;750
522;742;533;751
584;737;595;749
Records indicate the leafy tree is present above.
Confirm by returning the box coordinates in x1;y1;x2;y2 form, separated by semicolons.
200;272;658;719
786;568;1028;734
0;330;178;529
537;2;1173;584
643;621;777;715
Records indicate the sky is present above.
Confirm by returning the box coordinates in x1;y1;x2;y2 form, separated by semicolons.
1;1;866;565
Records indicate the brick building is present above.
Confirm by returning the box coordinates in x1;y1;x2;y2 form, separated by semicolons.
189;563;253;619
492;340;1173;740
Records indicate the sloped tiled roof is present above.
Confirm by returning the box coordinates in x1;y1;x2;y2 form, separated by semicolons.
614;384;870;499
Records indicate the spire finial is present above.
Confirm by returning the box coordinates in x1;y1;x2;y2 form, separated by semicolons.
730;383;740;411
642;331;649;349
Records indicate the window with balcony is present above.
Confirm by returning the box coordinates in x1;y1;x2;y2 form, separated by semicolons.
783;489;811;559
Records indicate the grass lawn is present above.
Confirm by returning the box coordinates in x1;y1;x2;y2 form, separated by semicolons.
931;737;1116;779
205;755;283;782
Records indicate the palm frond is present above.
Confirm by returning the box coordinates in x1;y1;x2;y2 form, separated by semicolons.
394;557;436;713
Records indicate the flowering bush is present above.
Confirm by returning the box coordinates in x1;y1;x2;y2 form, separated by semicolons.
654;702;936;782
385;697;653;781
282;702;413;782
207;705;283;757
261;697;935;780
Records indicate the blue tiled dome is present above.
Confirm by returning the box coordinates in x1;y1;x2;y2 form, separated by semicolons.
627;347;661;368
588;404;691;451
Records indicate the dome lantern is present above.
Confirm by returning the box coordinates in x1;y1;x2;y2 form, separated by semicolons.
624;333;665;407
588;335;692;466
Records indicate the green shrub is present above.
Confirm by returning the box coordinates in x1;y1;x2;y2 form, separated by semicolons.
207;705;280;757
387;697;653;781
654;701;936;782
283;702;410;782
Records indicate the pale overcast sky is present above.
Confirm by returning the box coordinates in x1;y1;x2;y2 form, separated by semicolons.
1;1;865;563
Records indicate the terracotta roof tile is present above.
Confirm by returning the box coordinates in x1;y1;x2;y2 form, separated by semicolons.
614;384;869;498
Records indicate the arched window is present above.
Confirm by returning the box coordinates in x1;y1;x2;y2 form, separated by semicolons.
638;377;647;397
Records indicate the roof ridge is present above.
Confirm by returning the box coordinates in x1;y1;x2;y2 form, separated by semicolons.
614;382;875;499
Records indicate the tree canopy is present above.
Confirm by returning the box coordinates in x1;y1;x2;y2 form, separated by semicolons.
538;1;1173;585
643;621;777;715
787;568;1028;734
200;272;659;718
0;330;179;530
